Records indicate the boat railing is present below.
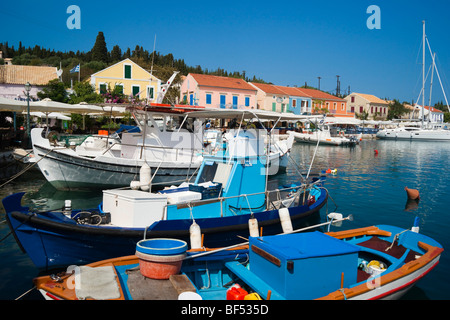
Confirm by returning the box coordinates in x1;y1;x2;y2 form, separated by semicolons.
101;140;202;161
166;179;323;217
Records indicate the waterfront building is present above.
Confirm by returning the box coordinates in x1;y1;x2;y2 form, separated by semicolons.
273;86;312;114
179;73;257;109
345;92;389;120
299;88;349;118
249;83;293;113
0;57;59;100
89;58;161;102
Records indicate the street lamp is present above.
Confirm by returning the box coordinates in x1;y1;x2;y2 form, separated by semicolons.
25;82;31;147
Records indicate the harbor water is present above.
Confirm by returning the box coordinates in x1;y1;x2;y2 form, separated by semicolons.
1;139;449;300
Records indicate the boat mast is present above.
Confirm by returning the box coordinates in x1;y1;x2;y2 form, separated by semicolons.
422;20;425;128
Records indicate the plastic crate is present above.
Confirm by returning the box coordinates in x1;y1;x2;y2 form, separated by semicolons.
188;183;222;199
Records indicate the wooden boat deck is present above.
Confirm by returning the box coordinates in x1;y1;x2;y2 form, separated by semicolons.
126;267;196;300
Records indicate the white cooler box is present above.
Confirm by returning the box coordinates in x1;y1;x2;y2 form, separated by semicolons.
166;191;202;204
102;189;168;228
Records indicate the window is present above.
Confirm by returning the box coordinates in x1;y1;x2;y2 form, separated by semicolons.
232;96;238;109
292;99;297;107
351;106;355;113
333;102;337;110
371;107;374;113
360;106;363;113
124;65;132;79
245;96;250;107
206;93;212;105
351;96;355;103
147;87;154;99
341;103;345;111
220;95;226;108
132;85;140;98
99;83;107;94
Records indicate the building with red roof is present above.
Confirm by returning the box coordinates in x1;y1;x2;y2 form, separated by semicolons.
180;73;257;109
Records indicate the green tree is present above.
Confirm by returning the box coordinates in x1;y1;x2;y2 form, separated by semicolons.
37;79;68;102
91;31;108;63
68;82;103;104
110;45;122;62
387;99;408;120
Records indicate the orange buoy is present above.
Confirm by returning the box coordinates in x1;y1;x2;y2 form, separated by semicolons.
405;187;420;200
326;169;332;174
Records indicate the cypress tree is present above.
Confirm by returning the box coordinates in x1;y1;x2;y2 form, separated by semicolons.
91;31;108;63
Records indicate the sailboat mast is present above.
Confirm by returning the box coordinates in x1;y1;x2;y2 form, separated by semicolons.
422;20;425;127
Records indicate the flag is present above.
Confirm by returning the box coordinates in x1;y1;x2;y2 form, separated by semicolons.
70;64;80;73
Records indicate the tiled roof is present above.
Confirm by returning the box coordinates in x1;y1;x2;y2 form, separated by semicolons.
272;85;311;97
424;106;443;113
190;73;256;91
298;88;346;101
0;65;58;85
354;93;388;104
250;82;288;95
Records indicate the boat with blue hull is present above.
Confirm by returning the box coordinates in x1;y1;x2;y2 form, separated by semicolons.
32;221;443;300
3;130;327;271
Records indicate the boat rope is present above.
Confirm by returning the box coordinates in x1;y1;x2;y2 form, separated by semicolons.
0;213;36;244
385;229;409;252
0;149;33;171
0;147;61;189
15;286;36;300
338;288;347;300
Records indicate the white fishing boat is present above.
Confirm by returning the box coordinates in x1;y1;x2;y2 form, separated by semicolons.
289;124;358;146
377;21;450;141
31;107;308;190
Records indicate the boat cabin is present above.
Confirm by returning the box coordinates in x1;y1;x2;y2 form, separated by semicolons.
102;130;269;227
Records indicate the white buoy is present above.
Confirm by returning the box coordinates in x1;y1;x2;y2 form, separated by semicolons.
130;180;140;190
278;208;293;233
189;221;202;249
327;212;343;227
140;163;151;191
248;217;259;237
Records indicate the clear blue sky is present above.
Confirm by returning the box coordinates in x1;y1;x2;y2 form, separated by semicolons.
2;0;449;105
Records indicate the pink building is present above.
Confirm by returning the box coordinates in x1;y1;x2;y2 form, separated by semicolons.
180;73;257;109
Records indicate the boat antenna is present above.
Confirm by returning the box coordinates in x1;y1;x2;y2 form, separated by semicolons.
422;20;425;128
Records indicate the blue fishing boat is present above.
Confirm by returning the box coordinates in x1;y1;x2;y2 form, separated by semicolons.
3;130;327;271
32;219;443;300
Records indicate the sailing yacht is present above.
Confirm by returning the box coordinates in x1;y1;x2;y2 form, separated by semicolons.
377;21;450;141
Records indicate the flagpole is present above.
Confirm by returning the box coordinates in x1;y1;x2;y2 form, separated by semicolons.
78;64;81;82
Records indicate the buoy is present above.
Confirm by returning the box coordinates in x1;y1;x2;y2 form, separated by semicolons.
278;208;293;233
374;149;378;155
331;169;337;175
405;186;420;200
189;221;202;249
248;216;259;237
130;180;140;190
140;163;151;191
326;168;332;174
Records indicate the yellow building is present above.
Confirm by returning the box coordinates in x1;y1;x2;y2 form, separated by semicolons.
89;58;161;102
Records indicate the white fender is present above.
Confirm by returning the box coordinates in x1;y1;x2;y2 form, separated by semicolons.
140;163;151;191
278;207;293;233
248;217;259;237
189;221;202;249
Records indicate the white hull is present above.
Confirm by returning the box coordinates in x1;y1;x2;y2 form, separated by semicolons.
376;127;450;141
290;131;355;146
31;128;202;190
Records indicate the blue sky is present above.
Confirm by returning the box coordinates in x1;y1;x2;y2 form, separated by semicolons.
2;0;449;105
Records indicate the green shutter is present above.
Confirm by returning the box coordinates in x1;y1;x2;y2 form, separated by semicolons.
124;65;131;79
132;86;140;97
272;102;276;111
99;84;107;94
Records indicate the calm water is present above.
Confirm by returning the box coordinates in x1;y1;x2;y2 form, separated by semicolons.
1;139;449;300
